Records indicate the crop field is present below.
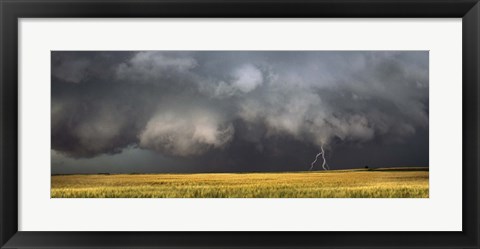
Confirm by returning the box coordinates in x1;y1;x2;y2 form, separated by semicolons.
51;167;428;198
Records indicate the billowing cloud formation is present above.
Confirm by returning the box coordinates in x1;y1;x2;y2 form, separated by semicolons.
139;109;234;156
212;64;264;98
116;51;198;83
52;51;428;167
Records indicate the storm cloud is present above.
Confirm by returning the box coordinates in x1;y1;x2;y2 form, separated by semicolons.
51;51;428;173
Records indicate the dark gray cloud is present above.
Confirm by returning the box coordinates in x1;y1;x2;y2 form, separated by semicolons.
51;51;428;173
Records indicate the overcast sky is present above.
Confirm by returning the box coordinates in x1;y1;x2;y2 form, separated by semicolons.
51;51;428;174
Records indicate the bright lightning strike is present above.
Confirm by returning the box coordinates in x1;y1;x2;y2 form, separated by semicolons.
320;145;329;170
309;145;330;171
309;152;322;171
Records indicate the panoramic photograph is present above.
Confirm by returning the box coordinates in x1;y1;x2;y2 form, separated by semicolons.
51;51;429;198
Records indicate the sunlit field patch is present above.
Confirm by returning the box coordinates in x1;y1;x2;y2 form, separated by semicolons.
51;167;428;198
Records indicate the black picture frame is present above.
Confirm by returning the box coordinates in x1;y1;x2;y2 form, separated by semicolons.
1;0;479;248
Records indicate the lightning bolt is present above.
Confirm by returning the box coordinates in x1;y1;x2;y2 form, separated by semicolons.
309;152;322;170
320;145;329;170
309;145;330;171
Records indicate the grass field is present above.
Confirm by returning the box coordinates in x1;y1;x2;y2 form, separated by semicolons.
51;167;428;198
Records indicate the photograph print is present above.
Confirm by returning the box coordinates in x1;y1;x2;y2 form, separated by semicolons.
51;51;429;198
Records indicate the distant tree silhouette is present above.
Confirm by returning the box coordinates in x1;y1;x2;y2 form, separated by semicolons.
364;165;369;169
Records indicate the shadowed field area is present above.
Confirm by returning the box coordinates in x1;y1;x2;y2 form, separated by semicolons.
51;167;428;198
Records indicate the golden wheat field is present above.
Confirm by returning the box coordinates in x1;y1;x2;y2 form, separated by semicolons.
51;167;428;198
